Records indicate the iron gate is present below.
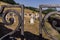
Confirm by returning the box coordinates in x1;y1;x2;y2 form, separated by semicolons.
0;4;24;40
0;4;60;40
39;4;60;40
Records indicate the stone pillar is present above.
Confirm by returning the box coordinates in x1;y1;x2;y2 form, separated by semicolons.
30;14;34;24
35;13;39;19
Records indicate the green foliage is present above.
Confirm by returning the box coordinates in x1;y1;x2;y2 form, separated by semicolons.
0;0;16;5
0;0;39;12
42;8;57;14
25;6;39;12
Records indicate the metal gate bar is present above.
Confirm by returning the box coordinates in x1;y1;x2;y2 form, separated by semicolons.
39;4;60;40
21;5;24;40
0;4;24;40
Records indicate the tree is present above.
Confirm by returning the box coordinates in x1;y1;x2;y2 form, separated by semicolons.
25;6;39;12
42;8;57;14
0;0;16;5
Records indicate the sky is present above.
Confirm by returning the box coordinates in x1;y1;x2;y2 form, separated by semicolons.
14;0;60;8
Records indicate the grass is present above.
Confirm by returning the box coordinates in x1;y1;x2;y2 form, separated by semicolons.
0;2;60;39
24;17;39;35
0;14;60;40
56;34;60;40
